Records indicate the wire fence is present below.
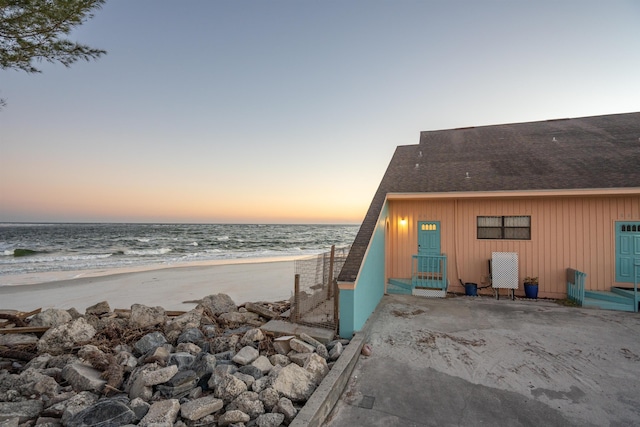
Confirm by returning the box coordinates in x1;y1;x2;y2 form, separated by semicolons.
290;245;350;331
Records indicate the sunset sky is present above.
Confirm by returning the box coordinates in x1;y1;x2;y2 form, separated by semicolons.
1;1;639;224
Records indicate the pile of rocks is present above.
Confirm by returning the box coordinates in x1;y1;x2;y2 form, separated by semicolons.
0;294;349;427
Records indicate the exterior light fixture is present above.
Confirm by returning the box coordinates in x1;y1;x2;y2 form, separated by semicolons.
399;218;408;226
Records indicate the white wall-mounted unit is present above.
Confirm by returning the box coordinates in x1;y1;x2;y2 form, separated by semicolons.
491;252;519;290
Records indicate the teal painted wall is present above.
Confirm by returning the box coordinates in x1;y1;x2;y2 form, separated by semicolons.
339;202;388;337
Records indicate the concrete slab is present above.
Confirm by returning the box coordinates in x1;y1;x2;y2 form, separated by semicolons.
322;294;640;427
261;319;335;344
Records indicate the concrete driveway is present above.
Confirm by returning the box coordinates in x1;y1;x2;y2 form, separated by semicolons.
325;294;640;427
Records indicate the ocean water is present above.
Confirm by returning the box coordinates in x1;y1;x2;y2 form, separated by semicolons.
0;223;359;278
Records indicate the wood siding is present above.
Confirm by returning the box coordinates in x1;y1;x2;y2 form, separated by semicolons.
386;195;640;299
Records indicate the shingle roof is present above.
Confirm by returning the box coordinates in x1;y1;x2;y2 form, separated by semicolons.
338;112;640;282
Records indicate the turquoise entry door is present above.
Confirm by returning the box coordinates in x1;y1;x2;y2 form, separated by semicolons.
616;222;640;283
417;221;441;276
418;221;441;256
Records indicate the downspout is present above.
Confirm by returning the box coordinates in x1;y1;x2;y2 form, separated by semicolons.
454;198;462;286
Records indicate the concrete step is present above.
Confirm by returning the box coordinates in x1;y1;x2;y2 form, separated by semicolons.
584;290;631;304
583;296;635;312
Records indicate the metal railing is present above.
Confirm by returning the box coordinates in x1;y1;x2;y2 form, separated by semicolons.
634;259;640;313
411;254;447;290
566;268;587;305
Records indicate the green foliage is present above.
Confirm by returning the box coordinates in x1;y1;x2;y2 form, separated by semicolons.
0;0;106;108
0;0;106;72
524;276;538;285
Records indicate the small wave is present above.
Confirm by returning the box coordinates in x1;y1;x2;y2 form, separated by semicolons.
13;248;40;257
216;236;230;241
190;242;198;246
124;247;172;256
137;238;151;243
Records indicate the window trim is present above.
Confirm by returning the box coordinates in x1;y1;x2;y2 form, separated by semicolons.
477;215;531;240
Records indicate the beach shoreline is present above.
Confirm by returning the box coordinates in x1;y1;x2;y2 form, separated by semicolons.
0;256;302;312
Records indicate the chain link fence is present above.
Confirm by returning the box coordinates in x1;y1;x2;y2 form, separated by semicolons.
290;245;350;331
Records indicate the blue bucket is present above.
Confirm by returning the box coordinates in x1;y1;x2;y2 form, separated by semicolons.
464;283;478;296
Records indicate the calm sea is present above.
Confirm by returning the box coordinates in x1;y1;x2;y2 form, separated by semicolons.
0;223;359;278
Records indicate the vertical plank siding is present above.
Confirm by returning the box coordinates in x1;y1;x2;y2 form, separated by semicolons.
388;195;640;299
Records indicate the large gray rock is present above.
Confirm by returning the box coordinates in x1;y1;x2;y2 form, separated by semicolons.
300;332;323;349
271;363;317;402
165;309;203;338
275;397;297;423
192;353;217;378
218;410;250;426
227;391;265;419
156;370;199;399
177;327;204;345
141;345;169;365
237;365;263;380
304;353;329;385
232;346;259;365
329;341;343;361
85;301;111;316
198;293;237;316
30;308;72;327
289;338;315;353
218;311;246;325
0;401;44;423
259;387;280;412
37;317;96;355
251;355;274;374
289;352;312;367
129;398;150;421
62;363;107;393
240;328;265;345
66;399;136;427
272;336;294;355
168;352;196;370
133;331;168;356
125;365;155;401
57;391;100;425
13;367;60;397
179;395;223;421
256;412;285;427
0;334;38;347
244;302;279;320
141;364;178;386
129;304;166;329
138;399;180;427
269;354;290;367
0;417;19;427
209;371;248;404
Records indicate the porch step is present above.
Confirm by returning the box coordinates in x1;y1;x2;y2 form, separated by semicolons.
583;297;635;312
387;278;412;295
583;290;636;312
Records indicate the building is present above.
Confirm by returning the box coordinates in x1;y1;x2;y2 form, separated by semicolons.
337;112;640;337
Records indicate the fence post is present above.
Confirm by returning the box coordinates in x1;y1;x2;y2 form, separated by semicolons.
333;278;339;330
293;273;300;322
327;245;335;300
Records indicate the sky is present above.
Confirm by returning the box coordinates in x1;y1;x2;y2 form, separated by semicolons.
1;1;639;224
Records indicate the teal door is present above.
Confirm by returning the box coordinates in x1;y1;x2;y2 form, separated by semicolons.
417;221;441;275
418;221;441;256
616;222;640;283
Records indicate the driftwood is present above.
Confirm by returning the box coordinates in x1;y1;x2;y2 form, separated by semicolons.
0;308;42;329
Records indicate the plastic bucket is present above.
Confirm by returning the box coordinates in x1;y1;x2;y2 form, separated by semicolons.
464;283;478;296
524;284;538;299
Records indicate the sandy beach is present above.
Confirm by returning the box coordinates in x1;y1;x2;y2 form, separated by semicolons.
0;257;297;312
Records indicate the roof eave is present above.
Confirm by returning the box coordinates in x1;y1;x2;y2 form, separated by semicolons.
387;187;640;200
